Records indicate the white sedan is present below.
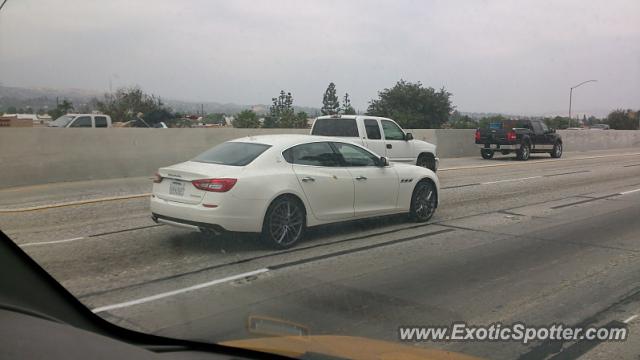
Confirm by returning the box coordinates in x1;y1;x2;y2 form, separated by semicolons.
150;134;439;248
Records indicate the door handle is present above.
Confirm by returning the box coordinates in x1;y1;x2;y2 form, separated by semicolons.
301;176;315;182
355;176;368;181
386;144;392;149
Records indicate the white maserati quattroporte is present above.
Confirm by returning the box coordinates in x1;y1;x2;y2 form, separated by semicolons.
151;134;439;248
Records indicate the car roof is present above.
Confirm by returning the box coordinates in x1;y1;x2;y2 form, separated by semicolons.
229;134;358;149
315;115;391;121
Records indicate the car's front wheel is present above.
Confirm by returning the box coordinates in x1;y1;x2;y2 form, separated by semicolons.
551;142;563;158
417;154;437;172
261;196;306;249
409;180;437;222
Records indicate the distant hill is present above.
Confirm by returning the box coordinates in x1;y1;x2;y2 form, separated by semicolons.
0;85;320;115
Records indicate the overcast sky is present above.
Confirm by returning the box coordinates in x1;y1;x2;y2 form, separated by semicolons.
1;0;638;115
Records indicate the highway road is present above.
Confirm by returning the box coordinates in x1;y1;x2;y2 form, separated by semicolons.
2;148;640;359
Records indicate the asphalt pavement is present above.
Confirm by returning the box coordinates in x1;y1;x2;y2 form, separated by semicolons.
2;148;640;360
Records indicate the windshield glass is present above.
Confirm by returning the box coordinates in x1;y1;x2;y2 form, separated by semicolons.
49;115;76;127
2;1;639;360
192;142;270;166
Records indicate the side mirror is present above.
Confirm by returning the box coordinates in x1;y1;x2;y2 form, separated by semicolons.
379;156;389;167
405;132;413;141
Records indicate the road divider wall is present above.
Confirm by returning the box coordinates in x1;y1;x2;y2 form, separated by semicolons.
1;128;639;188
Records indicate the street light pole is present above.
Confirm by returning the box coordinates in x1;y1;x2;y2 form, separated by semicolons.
568;79;597;128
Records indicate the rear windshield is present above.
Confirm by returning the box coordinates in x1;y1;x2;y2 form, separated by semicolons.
311;118;358;137
192;142;271;166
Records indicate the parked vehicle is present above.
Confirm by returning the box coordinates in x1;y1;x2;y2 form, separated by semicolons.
310;115;439;171
590;124;610;130
151;134;439;249
48;114;112;128
475;119;563;160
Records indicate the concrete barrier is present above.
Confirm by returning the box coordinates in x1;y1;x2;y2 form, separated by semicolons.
1;128;639;188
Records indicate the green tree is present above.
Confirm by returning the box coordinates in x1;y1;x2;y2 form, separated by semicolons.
321;82;340;115
606;109;638;130
342;93;356;115
144;109;175;126
366;80;453;129
268;90;295;128
448;111;477;129
543;116;570;129
293;111;309;128
96;87;167;123
204;113;226;125
233;110;260;128
6;106;17;114
48;100;74;119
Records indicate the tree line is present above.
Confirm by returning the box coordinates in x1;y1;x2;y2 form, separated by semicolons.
3;82;636;130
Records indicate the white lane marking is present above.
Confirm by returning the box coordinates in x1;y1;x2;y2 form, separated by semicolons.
19;237;85;248
481;176;542;185
0;193;151;213
620;188;640;195
439;152;640;172
91;268;270;313
623;315;638;324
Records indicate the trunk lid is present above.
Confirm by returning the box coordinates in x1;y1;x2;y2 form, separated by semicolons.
155;161;244;204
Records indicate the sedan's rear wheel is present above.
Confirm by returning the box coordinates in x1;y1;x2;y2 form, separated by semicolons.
262;196;306;249
409;180;437;222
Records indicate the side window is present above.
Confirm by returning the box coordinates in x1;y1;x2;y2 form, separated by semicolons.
332;142;379;167
283;142;339;167
69;116;92;128
540;122;549;133
94;116;108;128
364;119;381;140
531;121;543;134
381;120;405;140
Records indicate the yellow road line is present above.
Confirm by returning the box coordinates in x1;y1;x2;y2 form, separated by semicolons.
0;193;151;213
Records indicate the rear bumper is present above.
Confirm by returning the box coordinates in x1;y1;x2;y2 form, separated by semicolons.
151;213;226;233
477;144;517;150
150;195;264;233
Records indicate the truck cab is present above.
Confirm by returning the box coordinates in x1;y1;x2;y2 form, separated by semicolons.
311;115;438;171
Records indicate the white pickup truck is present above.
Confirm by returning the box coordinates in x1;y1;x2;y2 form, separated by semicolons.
310;115;438;171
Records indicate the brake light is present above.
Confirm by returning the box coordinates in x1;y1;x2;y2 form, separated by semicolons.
506;130;517;142
475;129;481;141
153;172;163;183
192;178;237;192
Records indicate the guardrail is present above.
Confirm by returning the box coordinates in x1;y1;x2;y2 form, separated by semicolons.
0;128;639;188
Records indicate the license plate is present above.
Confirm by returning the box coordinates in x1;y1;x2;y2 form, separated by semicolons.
169;181;185;196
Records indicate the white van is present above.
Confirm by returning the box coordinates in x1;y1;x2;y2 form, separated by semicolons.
48;114;112;128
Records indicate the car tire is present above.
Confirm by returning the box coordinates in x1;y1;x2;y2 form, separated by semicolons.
409;180;437;222
516;141;531;161
551;142;563;158
417;154;436;172
261;196;306;249
480;149;494;159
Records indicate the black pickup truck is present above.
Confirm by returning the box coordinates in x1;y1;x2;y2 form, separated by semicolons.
475;119;563;160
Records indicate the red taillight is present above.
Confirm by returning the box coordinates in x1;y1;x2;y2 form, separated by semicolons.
192;178;237;192
475;129;481;141
506;130;517;142
153;172;163;183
